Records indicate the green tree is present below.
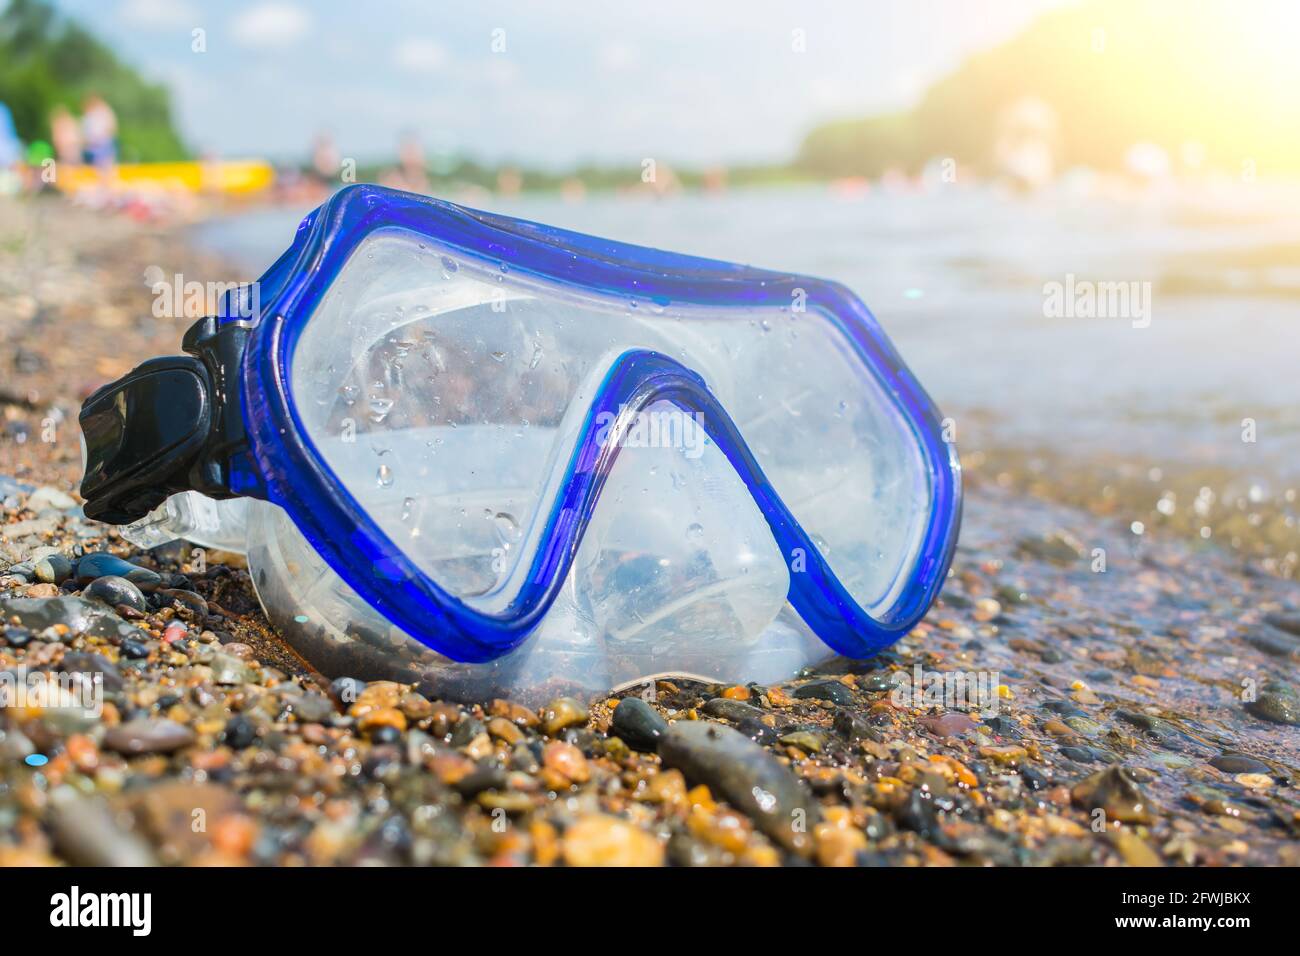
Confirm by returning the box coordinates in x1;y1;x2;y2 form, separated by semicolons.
0;0;188;161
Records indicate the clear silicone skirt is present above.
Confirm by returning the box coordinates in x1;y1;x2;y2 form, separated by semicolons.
102;187;960;704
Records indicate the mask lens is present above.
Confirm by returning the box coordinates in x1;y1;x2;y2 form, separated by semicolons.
290;227;933;629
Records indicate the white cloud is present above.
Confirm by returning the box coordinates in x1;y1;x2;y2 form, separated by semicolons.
231;2;311;49
118;0;199;28
394;37;448;73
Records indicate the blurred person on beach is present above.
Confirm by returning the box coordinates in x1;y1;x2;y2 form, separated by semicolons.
380;131;429;194
80;93;118;169
50;104;82;168
310;131;340;185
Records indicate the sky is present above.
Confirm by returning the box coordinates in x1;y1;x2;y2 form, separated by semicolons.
53;0;1071;167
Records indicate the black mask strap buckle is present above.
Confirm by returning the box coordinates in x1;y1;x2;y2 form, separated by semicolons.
79;316;252;524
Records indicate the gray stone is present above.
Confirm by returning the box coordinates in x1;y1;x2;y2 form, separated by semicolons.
658;720;820;854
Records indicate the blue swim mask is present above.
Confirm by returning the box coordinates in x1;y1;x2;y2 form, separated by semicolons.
78;185;961;700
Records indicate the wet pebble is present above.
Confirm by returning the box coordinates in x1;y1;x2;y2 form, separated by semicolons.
83;575;147;614
832;707;877;742
563;815;663;867
792;679;855;705
75;552;161;590
103;717;195;755
328;676;365;707
119;637;151;660
49;798;156;866
918;712;978;738
1209;753;1271;775
62;651;123;694
701;697;772;724
222;715;259;749
1264;612;1300;638
610;697;668;752
859;672;893;692
540;696;587;735
160;588;208;616
658;720;820;854
1070;767;1154;824
737;716;781;746
780;730;826;753
1244;689;1299;726
33;554;72;584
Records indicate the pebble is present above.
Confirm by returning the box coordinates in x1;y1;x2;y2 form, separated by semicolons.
211;652;252;685
276;691;331;726
222;715;259;749
973;597;1002;622
1245;688;1299;726
103;718;195;755
160;588;208;616
701;697;772;723
61;651;123;694
488;699;539;727
562;815;664;867
1235;773;1273;791
1016;530;1084;564
832;708;877;742
33;554;72;584
1111;831;1161;867
859;672;893;692
792;679;855;705
610;697;668;751
542;740;590;784
1246;629;1299;658
75;552;161;590
737;716;781;746
658;720;820;854
779;730;826;753
540;696;588;735
26;486;77;511
49;797;157;867
1070;767;1154;824
120;637;151;660
918;711;978;738
1264;612;1300;637
83;575;147;614
328;676;365;706
357;707;408;736
486;716;524;744
0;595;139;640
1209;754;1270;775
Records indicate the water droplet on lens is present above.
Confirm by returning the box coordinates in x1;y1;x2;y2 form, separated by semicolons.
686;522;704;542
493;512;520;543
377;464;394;487
490;350;506;363
401;497;416;522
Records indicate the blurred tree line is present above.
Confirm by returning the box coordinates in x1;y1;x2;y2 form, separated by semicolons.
0;0;187;161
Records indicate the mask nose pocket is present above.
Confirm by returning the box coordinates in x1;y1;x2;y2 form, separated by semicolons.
573;400;790;664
